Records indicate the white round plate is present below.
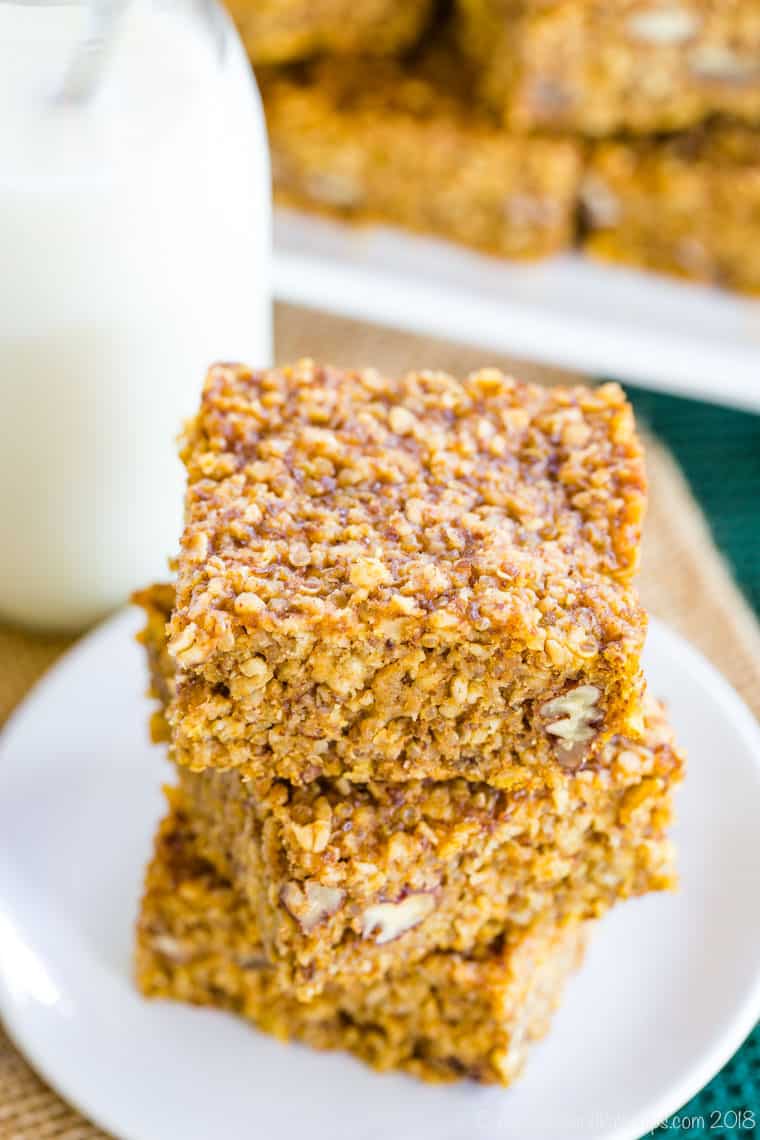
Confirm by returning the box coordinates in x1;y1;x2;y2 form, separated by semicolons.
0;610;759;1140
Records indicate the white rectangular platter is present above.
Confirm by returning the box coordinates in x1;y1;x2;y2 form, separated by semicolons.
273;208;760;411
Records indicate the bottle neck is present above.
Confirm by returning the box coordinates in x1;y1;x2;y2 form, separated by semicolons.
59;0;131;105
0;1;227;110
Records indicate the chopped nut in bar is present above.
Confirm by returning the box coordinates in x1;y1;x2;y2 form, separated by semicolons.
136;804;590;1086
161;360;648;786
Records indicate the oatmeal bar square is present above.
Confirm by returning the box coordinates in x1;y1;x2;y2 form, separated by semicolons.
582;124;760;294
136;803;590;1086
164;362;647;786
260;45;582;259
458;0;760;137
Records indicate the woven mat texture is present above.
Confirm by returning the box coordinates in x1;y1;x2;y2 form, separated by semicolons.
1;304;758;1139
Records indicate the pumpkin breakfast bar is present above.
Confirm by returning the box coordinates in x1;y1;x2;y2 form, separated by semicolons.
136;802;590;1085
166;361;648;787
458;0;760;137
226;0;433;65
582;124;760;293
260;48;582;259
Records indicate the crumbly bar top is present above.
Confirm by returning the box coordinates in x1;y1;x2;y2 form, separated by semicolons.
169;361;646;673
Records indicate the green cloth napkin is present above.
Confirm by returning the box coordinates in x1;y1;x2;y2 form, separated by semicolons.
628;387;760;1139
630;388;760;614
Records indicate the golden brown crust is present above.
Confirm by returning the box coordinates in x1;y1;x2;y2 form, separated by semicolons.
164;362;647;785
458;0;760;137
582;124;760;293
260;49;582;258
135;803;590;1085
227;0;433;65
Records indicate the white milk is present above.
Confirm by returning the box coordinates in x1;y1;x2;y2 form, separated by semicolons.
0;0;272;631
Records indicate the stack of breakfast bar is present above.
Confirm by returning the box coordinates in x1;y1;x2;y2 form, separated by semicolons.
224;0;760;293
135;359;684;1084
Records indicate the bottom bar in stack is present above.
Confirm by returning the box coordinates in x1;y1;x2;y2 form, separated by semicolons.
136;800;589;1086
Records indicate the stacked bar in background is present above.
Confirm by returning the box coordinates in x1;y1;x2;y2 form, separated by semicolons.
135;360;684;1084
259;48;583;259
226;0;434;64
457;0;760;136
457;0;760;292
221;0;760;293
582;125;760;293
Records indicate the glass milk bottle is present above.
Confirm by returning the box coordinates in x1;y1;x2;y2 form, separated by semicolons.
0;0;272;631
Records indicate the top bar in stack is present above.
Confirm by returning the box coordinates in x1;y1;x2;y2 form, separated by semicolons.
168;360;647;787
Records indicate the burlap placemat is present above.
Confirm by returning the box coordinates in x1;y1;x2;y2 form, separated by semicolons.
2;303;759;1138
